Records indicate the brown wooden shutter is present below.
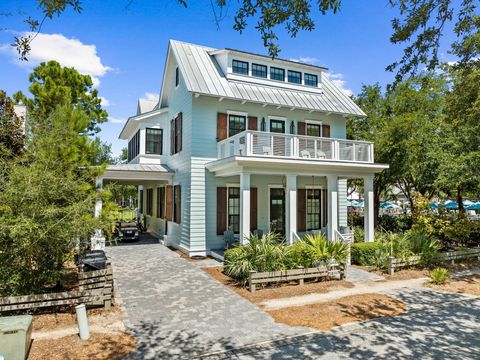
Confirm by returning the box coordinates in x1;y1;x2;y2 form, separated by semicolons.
248;116;258;130
297;189;307;232
217;113;228;141
298;121;306;135
174;185;181;223
165;185;173;221
176;113;182;152
160;187;166;219
250;187;257;232
322;189;328;227
216;187;227;235
170;119;175;155
322;124;331;138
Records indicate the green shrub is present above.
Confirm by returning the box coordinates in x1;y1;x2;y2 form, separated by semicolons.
223;233;287;284
377;214;412;233
406;228;440;265
351;242;385;266
429;268;450;285
353;227;365;243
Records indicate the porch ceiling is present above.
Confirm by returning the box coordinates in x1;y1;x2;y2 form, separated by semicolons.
100;164;174;185
205;156;389;178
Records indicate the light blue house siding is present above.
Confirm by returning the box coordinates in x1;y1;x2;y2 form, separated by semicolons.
192;96;348;251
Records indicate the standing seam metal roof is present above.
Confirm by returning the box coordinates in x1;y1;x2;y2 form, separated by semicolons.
169;40;365;117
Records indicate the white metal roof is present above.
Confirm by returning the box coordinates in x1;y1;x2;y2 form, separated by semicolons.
170;40;365;117
105;164;173;173
137;99;158;115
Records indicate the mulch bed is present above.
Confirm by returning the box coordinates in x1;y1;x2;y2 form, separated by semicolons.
29;332;136;360
427;274;480;296
202;266;354;305
267;293;406;331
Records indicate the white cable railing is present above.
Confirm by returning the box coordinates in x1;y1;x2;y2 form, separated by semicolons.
335;228;353;266
217;130;374;163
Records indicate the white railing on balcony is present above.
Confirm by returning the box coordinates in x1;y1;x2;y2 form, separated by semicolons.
217;130;374;163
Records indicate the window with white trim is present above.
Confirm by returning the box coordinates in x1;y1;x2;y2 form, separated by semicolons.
232;60;248;75
228;187;240;233
306;189;321;230
228;114;246;136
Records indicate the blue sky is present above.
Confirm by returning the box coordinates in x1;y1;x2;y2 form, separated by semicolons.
0;0;458;156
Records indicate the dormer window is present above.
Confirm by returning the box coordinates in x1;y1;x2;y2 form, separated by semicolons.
175;67;179;87
270;67;285;81
252;63;267;78
305;73;318;87
232;60;249;75
288;70;302;84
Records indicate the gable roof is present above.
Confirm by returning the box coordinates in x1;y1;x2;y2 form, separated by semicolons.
168;40;365;117
137;98;158;115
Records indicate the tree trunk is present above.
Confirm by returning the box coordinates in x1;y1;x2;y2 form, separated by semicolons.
457;187;464;214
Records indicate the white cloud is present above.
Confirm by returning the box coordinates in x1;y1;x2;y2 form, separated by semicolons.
142;92;159;101
0;32;112;87
326;72;353;97
108;116;126;124
289;56;320;65
99;97;110;107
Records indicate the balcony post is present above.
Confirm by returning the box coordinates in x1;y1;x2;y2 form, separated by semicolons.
370;143;374;162
364;176;375;242
327;175;338;241
246;132;252;156
285;174;297;245
240;172;251;244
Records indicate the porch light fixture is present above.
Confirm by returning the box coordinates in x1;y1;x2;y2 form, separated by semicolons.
261;117;266;131
290;121;295;134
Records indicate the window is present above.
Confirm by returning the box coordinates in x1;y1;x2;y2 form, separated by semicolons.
270;119;285;133
252;63;267;78
170;113;182;155
306;189;321;230
173;185;181;223
228;114;246;136
232;60;248;75
228;188;240;233
175;67;179;87
304;73;318;87
146;128;163;155
139;189;144;214
157;187;165;218
127;130;140;162
288;70;302;84
306;123;321;137
146;188;153;216
270;67;285;81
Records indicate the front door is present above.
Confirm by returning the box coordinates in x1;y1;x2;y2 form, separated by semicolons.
270;188;285;234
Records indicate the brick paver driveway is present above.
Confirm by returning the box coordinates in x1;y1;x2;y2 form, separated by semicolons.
105;240;308;359
107;239;480;359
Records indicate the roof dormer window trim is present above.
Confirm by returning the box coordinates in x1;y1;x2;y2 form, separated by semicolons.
232;59;249;75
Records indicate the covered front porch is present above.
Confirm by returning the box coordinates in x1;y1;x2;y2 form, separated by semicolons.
206;156;388;245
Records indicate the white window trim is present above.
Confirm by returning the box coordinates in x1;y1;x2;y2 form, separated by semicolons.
304;186;325;231
227;111;248;137
267;116;287;133
267;184;285;233
225;185;241;234
304;119;324;137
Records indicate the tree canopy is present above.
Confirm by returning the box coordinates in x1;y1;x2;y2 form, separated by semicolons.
14;60;108;135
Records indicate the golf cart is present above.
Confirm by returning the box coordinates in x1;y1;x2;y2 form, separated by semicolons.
114;209;140;242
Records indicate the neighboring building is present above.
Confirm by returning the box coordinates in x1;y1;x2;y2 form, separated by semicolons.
13;104;27;133
97;40;388;257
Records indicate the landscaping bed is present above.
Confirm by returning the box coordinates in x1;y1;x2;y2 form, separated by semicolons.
29;306;136;359
427;274;480;296
267;293;406;331
202;266;354;305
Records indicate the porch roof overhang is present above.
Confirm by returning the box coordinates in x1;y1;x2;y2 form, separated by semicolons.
99;164;174;185
205;156;389;178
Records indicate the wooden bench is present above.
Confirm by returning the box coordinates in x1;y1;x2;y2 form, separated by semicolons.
248;264;345;293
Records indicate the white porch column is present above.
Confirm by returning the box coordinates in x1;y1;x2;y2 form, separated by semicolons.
91;177;105;250
240;172;251;244
327;175;338;241
285;174;297;245
94;177;103;218
364;176;375;242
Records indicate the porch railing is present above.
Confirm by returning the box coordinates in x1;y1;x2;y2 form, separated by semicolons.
217;130;374;163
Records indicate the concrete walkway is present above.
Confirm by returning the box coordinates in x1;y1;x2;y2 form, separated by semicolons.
105;242;309;359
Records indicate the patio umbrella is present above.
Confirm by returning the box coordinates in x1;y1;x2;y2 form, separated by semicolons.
430;203;439;209
445;201;459;209
464;200;474;206
352;201;364;208
380;202;400;210
466;202;480;210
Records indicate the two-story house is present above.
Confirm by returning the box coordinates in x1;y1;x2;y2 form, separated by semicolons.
97;40;388;257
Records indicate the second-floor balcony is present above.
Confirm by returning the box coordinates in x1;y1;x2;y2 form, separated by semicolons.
217;130;374;163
